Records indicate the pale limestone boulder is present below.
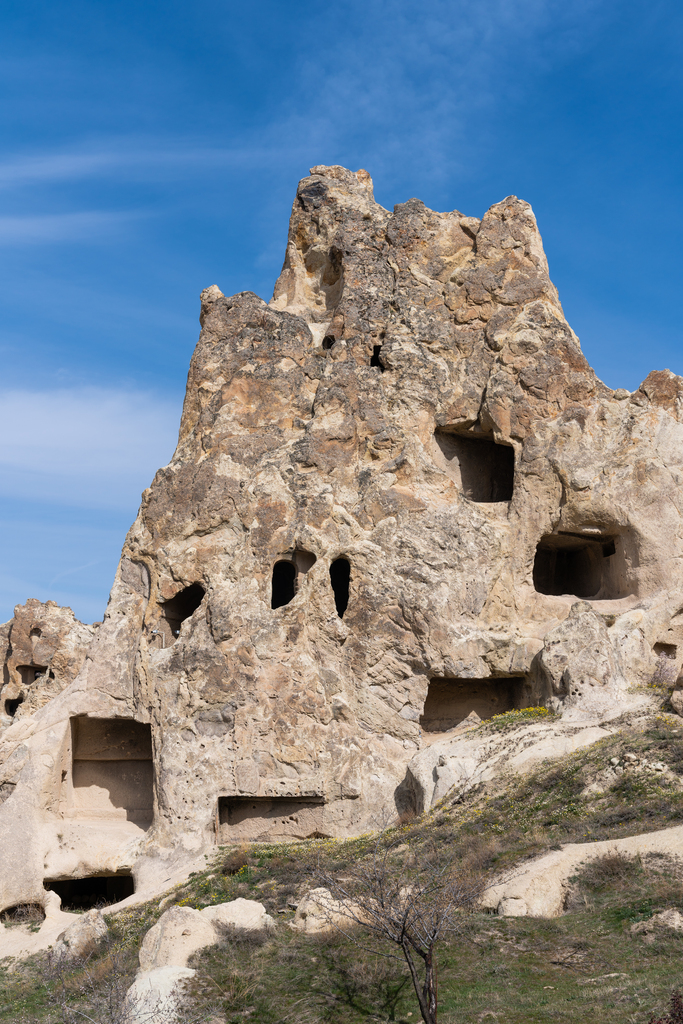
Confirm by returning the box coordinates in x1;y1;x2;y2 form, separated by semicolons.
139;898;274;972
121;966;195;1024
54;908;108;959
671;689;683;716
291;887;356;935
139;905;216;971
202;897;275;938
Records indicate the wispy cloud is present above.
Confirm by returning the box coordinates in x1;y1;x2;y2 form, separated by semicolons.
0;210;143;244
0;387;179;509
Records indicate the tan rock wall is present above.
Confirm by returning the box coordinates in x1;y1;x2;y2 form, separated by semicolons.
0;165;682;918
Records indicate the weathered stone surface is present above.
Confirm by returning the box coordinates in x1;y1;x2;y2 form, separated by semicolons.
291;887;357;935
1;164;683;923
54;907;108;959
139;898;274;971
482;824;683;917
121;966;195;1024
202;897;275;938
139;905;216;971
0;599;96;724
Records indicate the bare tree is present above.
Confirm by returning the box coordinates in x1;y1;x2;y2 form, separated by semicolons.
314;831;485;1024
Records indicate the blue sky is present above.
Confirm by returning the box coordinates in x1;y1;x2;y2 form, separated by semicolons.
1;0;682;623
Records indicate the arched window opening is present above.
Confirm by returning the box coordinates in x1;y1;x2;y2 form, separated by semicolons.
271;550;317;609
271;561;297;609
329;558;350;618
160;583;205;640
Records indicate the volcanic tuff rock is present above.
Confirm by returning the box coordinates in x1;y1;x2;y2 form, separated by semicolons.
1;164;683;924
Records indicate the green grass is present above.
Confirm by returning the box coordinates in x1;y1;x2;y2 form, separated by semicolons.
3;715;683;1023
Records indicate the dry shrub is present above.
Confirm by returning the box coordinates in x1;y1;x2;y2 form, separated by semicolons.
578;852;639;891
0;903;45;926
221;847;249;875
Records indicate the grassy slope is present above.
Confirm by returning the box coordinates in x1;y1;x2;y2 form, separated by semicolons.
4;711;683;1023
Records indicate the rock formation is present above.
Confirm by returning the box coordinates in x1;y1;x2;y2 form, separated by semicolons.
1;164;683;924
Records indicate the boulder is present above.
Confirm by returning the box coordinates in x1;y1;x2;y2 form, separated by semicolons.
139;898;274;972
291;887;358;935
121;966;195;1024
54;908;108;959
202;897;275;938
139;906;216;971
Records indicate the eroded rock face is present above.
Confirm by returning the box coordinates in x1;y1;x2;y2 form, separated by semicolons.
1;164;683;918
0;600;96;724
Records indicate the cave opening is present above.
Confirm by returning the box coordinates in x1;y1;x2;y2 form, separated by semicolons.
434;429;514;502
329;558;350;618
370;345;384;370
18;665;48;686
271;561;297;609
69;718;154;827
159;583;205;641
533;533;627;599
322;335;336;350
44;874;134;911
218;796;326;842
5;696;23;717
271;550;317;609
420;677;527;733
0;903;45;925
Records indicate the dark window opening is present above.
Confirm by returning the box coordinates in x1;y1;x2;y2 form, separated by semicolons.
329;558;350;618
18;665;48;686
370;345;384;370
655;643;677;659
160;583;205;640
69;718;153;827
420;677;527;733
44;874;134;911
218;796;326;842
271;550;317;610
29;627;42;638
0;903;45;925
5;696;23;717
271;561;297;609
322;335;336;350
434;429;514;502
533;533;621;599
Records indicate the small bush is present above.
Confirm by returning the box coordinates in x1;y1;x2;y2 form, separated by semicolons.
221;848;249;876
579;852;639;892
650;989;683;1024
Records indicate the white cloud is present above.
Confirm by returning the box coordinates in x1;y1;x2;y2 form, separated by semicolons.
0;387;179;510
0;211;143;244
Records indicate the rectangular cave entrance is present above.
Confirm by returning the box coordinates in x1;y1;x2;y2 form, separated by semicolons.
533;532;632;600
68;718;153;828
434;429;514;502
420;677;527;733
218;796;326;842
44;874;134;911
